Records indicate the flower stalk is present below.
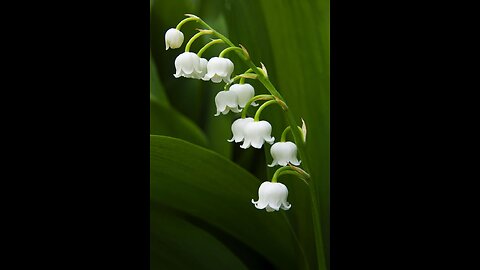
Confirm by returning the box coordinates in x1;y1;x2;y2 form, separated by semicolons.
185;30;213;52
224;73;258;90
219;46;247;58
241;95;274;119
254;100;277;122
197;39;224;57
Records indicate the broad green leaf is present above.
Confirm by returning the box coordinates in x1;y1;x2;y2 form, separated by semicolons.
150;99;207;146
150;206;247;270
150;135;309;270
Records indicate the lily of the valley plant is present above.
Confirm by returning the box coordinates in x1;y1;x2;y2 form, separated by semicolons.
164;14;324;268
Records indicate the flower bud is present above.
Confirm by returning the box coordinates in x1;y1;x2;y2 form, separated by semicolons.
165;28;184;50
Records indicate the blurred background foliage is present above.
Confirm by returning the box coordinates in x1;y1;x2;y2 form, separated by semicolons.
150;0;329;269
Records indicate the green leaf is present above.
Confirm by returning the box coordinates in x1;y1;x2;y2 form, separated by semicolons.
150;135;308;270
150;206;247;270
150;99;208;147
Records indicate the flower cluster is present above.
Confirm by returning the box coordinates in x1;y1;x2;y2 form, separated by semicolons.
165;16;308;212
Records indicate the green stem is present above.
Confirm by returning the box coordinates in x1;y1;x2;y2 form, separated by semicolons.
176;17;198;30
224;73;257;90
196;16;326;270
224;73;257;89
198;39;224;57
241;95;274;118
185;30;212;52
281;126;292;142
240;68;253;84
271;166;292;182
254;100;277;121
219;46;244;58
278;171;309;186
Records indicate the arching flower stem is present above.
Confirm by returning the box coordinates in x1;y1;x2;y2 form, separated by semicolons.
224;73;257;90
254;100;278;122
176;16;198;30
272;166;310;185
280;171;310;186
272;166;297;182
281;126;304;142
185;30;213;52
239;68;253;84
219;46;245;58
197;39;224;57
241;95;274;119
281;126;291;142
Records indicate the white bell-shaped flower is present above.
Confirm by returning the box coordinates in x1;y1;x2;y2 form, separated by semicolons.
165;28;184;50
227;117;254;143
174;52;204;79
203;57;234;83
240;120;275;149
229;83;258;108
252;181;291;212
214;91;241;116
197;58;208;79
268;141;301;167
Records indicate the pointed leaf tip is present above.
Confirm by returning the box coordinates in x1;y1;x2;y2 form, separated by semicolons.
260;62;269;78
239;44;250;59
301;118;307;143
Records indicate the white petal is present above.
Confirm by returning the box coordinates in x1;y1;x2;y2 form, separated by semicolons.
230;84;255;108
268;202;281;211
230;106;241;113
265;136;275;144
240;140;251;149
268;160;277;167
224;91;239;108
252;199;268;209
251;138;264;149
211;75;223;83
215;91;228;114
281;202;292;210
174;52;200;77
229;117;254;143
290;159;301;166
165;28;184;49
